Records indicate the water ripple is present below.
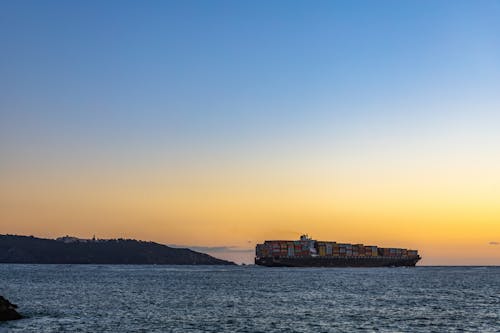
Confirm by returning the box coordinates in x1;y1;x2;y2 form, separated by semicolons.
0;265;499;332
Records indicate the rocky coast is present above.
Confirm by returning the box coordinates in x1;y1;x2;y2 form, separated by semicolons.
0;296;22;321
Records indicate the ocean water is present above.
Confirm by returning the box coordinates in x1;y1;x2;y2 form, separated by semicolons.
0;265;499;332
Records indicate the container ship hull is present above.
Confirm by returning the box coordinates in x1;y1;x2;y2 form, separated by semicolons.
255;256;420;267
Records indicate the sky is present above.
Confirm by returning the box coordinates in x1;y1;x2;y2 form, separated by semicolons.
1;0;499;265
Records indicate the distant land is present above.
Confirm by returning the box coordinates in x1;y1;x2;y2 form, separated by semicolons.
0;235;235;265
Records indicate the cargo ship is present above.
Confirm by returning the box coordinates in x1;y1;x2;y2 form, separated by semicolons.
255;235;420;267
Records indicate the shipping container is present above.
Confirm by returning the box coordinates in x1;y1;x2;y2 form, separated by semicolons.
326;243;333;255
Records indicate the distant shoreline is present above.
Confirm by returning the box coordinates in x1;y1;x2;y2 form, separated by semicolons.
0;234;236;265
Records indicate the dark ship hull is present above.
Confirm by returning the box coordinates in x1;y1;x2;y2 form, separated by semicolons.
255;256;421;267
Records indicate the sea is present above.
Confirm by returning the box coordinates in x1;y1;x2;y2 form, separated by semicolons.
0;265;499;332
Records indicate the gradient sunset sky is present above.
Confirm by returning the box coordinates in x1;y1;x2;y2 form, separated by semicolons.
1;1;500;264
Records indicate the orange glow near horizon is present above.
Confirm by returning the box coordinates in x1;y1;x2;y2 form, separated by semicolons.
1;149;499;265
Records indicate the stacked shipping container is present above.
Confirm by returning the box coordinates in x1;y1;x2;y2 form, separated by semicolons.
256;238;419;259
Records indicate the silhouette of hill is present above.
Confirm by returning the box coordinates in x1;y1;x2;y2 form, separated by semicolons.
0;235;235;265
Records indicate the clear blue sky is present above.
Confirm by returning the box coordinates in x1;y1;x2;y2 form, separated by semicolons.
1;1;500;264
2;1;499;151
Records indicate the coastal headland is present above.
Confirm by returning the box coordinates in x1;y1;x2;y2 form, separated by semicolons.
0;235;235;265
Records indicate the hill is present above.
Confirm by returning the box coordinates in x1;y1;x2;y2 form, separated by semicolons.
0;235;235;265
